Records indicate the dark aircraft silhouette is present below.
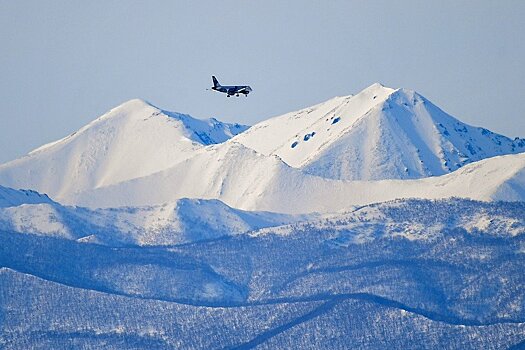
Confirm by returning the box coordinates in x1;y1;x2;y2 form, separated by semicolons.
211;76;252;97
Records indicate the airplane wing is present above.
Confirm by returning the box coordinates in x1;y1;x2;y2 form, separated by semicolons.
237;86;252;93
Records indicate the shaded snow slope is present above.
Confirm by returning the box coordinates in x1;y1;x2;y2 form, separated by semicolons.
0;99;248;198
1;199;525;349
0;185;53;208
0;194;309;246
255;198;525;240
233;83;525;180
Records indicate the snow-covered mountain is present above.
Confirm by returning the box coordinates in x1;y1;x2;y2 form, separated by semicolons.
75;149;525;212
0;185;54;208
0;185;309;245
1;85;525;348
2;198;524;349
234;83;525;180
0;99;248;198
1;90;524;212
2;84;524;208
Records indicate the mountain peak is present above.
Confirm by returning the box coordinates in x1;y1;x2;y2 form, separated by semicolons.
364;82;390;90
356;82;397;102
2;85;524;209
97;98;157;122
234;83;525;181
0;100;249;198
115;98;152;109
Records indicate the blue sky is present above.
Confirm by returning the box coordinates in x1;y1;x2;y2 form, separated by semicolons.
1;1;524;163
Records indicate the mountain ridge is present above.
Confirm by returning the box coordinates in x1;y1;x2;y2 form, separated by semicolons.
0;185;311;246
0;84;524;212
63;151;525;213
233;83;525;180
0;185;54;208
0;99;248;197
1;86;525;348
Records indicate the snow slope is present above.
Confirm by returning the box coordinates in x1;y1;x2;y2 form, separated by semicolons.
0;99;248;198
65;141;310;210
64;147;525;214
1;198;525;349
0;185;54;208
233;83;525;180
0;192;309;246
0;85;524;213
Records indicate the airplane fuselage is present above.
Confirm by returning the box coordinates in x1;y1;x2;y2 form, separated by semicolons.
211;76;252;97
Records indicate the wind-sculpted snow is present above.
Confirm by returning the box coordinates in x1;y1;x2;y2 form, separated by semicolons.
1;199;524;349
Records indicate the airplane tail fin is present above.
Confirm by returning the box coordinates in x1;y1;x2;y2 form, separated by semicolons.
212;76;220;88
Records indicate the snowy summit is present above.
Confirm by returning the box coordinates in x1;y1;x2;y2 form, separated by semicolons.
234;83;525;180
1;83;523;211
1;83;525;349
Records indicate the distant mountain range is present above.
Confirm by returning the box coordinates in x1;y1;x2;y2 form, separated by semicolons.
1;84;524;349
0;185;310;246
1;83;523;211
1;198;524;349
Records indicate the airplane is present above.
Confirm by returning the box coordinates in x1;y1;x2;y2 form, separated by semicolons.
210;76;252;97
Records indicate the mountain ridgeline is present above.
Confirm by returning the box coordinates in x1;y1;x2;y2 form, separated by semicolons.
1;84;525;349
233;83;525;180
0;83;523;211
1;197;525;349
0;99;249;199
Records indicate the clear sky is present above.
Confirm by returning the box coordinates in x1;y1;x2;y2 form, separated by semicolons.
1;1;524;163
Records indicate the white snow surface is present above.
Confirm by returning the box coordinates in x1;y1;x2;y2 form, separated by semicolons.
0;99;248;198
65;150;525;214
0;84;524;214
0;185;53;208
0;192;311;245
233;83;525;180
